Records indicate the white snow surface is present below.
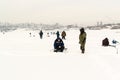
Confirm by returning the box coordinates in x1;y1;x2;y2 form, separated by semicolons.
0;29;120;80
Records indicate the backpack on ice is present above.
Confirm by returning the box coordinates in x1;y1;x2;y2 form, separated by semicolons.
102;38;109;46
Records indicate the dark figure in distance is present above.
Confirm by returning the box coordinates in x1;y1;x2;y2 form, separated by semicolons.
39;30;43;39
29;32;31;37
61;31;66;39
102;38;109;46
56;31;60;38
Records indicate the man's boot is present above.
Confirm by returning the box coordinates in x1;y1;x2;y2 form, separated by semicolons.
82;49;85;53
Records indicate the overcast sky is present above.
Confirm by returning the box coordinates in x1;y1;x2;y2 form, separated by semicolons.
0;0;120;25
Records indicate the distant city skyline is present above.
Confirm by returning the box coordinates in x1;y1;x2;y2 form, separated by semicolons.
0;0;120;26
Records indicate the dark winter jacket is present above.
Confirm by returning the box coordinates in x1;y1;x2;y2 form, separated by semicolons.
102;38;109;46
61;31;66;37
56;31;60;38
79;32;86;44
54;38;64;50
39;31;43;36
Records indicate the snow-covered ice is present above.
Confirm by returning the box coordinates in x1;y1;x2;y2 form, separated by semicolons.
0;29;120;80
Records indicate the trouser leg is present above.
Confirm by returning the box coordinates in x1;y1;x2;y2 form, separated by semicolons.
80;43;85;53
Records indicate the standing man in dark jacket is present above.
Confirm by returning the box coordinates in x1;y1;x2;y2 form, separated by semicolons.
39;30;43;39
79;28;87;53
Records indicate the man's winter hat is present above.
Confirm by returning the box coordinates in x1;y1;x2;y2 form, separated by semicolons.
80;28;84;32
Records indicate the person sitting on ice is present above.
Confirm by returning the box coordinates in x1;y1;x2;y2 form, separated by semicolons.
54;37;65;52
102;37;109;46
